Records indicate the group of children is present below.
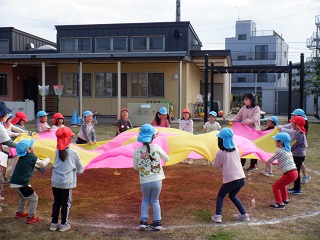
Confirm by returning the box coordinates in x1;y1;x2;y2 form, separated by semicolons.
0;99;311;231
0;106;89;231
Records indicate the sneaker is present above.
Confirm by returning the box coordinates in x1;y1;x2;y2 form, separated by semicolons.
260;170;273;177
283;200;289;205
139;220;149;229
59;223;71;232
186;159;193;164
211;214;222;223
269;203;285;209
203;160;209;166
26;216;40;224
301;175;311;184
150;221;161;231
15;211;28;219
288;188;302;195
247;166;258;171
50;223;59;231
4;178;10;183
233;213;250;221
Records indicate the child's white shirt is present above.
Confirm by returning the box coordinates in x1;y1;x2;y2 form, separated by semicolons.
203;121;221;133
179;119;194;133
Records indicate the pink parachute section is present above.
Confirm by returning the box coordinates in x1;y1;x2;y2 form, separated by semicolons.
230;122;273;140
11;125;275;170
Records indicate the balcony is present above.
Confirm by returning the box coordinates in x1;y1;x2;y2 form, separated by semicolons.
306;32;320;49
233;52;276;61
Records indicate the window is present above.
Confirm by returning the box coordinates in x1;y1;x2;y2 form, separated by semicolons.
96;37;127;52
0;74;8;95
257;73;268;82
95;73;127;97
0;40;9;53
255;45;268;60
237;77;246;82
131;36;164;51
61;38;91;52
131;73;164;97
61;72;92;97
238;55;246;60
238;34;247;40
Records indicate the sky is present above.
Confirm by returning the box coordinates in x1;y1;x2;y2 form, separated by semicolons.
1;0;319;63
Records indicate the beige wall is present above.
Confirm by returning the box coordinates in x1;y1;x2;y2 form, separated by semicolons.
185;62;202;112
58;62;182;116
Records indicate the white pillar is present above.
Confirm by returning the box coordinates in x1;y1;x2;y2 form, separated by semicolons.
78;61;83;119
41;62;45;111
117;61;121;119
178;59;182;119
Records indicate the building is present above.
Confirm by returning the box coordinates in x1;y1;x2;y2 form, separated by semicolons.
0;21;232;121
225;20;289;95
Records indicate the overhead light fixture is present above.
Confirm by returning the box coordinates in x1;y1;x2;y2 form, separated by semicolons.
172;74;179;80
12;62;18;68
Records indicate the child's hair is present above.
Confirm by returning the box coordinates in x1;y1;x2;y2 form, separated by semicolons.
59;149;68;162
143;135;156;161
217;138;236;152
244;93;258;108
181;109;191;120
154;112;171;125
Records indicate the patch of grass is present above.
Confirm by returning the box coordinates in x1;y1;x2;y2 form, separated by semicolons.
207;231;234;240
196;209;212;222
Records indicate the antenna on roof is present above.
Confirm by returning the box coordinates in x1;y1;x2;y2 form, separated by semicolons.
176;0;181;22
235;7;240;21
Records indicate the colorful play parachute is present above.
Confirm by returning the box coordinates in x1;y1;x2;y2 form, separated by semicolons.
12;124;278;170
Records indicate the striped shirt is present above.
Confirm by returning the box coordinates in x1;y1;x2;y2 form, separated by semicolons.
267;147;296;173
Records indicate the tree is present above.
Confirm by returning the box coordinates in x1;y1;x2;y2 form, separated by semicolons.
293;59;320;116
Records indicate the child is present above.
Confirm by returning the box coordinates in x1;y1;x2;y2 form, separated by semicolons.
51;113;65;129
76;111;96;144
212;128;249;223
279;116;307;195
0;153;7;201
50;127;83;232
282;108;310;184
203;111;221;165
260;116;279;176
150;107;170;128
116;108;133;136
36;111;51;133
4;114;26;139
10;139;50;224
229;93;260;170
266;132;298;209
11;111;28;131
133;124;169;230
0;102;17;150
179;109;194;164
203;111;221;133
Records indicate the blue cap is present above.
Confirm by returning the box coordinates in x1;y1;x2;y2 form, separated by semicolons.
16;139;34;157
137;124;155;143
83;110;93;117
291;108;307;120
216;128;235;149
209;111;217;117
268;116;279;126
159;107;167;115
272;132;291;151
37;110;48;118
